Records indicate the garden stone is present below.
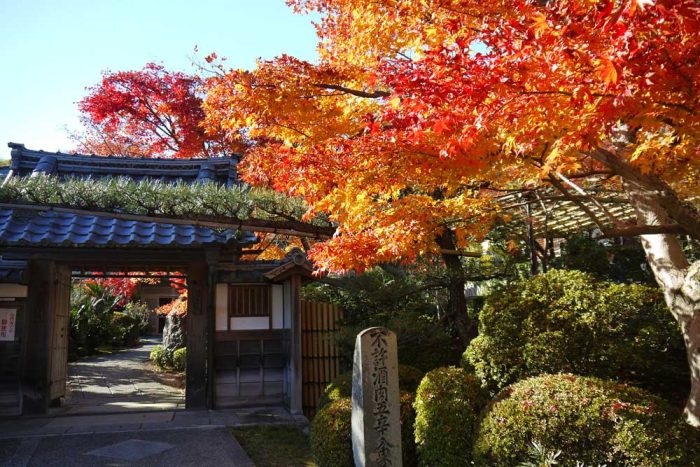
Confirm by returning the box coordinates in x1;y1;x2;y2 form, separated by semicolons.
162;313;186;354
352;327;402;467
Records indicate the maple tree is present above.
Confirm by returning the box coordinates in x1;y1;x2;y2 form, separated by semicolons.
202;0;700;424
78;62;239;158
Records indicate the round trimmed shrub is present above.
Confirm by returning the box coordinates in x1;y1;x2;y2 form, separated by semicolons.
317;364;424;410
413;367;488;466
473;374;700;466
463;269;688;402
172;347;187;371
310;397;353;467
150;344;170;368
311;393;419;467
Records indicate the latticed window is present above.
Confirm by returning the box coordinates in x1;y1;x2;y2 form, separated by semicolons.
228;285;271;317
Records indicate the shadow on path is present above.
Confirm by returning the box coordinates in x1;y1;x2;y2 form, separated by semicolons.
56;337;184;415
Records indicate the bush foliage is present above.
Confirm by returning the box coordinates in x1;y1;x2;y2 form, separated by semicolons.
463;269;688;402
69;281;123;357
150;345;171;368
473;374;700;466
304;267;462;371
317;364;424;410
110;312;141;347
310;398;354;467
172;347;187;371
310;394;419;467
413;367;488;466
151;344;187;372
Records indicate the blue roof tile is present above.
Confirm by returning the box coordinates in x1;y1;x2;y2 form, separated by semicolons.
0;207;253;248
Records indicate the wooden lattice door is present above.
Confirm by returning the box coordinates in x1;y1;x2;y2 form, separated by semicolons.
301;301;344;418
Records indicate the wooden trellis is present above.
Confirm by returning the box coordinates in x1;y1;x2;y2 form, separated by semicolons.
301;300;344;418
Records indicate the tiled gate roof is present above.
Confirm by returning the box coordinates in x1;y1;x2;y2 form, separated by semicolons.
0;207;252;248
6;143;239;186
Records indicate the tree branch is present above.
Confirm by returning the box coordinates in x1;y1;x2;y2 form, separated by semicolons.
314;83;390;99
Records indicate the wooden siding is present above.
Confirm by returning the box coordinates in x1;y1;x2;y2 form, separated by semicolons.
301;301;343;418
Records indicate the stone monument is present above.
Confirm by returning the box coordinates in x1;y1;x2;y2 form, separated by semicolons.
351;327;402;467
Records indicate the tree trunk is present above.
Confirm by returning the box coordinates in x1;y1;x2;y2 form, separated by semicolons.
437;231;477;347
626;179;700;426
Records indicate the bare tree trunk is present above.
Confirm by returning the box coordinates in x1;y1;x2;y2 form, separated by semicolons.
437;231;477;347
626;179;700;426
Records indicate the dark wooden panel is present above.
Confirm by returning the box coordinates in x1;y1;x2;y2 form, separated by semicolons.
213;330;287;408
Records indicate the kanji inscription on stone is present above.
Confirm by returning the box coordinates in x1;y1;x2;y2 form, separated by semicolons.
351;327;402;467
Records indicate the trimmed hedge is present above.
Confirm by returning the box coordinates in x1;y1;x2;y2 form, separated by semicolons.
310;398;353;467
317;364;424;410
150;344;170;368
172;347;187;371
413;367;488;466
473;374;700;466
463;269;688;402
310;393;419;467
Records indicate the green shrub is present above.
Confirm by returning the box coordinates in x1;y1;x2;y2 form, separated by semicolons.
304;267;462;371
310;395;419;467
172;347;187;372
400;391;418;467
69;281;120;354
317;364;424;410
310;398;353;467
124;301;152;335
463;269;688;402
150;344;171;368
110;312;141;347
473;374;700;466
413;367;488;466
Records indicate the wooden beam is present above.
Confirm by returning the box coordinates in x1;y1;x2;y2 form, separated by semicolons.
438;249;481;257
289;274;303;415
22;260;55;414
186;260;209;409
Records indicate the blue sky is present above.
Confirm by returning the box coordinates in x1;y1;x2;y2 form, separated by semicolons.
0;0;319;159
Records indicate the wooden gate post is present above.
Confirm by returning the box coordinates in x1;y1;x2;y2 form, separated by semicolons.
290;274;303;414
22;260;70;414
186;260;209;409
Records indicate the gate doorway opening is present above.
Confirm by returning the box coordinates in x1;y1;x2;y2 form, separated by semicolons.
10;255;212;417
48;270;186;415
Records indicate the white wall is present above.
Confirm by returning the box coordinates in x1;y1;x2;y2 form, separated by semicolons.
230;316;270;330
271;284;284;329
216;283;283;331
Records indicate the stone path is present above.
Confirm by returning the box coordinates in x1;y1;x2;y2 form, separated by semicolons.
0;407;307;466
0;338;309;465
0;426;254;466
56;337;184;415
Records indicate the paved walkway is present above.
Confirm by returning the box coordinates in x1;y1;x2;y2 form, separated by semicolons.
56;337;184;415
0;426;254;466
0;407;307;466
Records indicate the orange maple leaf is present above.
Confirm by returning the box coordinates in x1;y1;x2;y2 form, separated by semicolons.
596;58;618;86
